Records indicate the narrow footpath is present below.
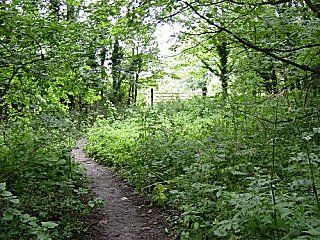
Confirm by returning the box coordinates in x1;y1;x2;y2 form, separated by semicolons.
72;139;171;240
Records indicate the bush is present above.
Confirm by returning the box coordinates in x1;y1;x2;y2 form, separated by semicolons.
86;96;320;239
0;114;91;240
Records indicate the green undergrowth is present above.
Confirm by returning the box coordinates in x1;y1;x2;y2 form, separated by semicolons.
85;95;320;239
0;113;96;240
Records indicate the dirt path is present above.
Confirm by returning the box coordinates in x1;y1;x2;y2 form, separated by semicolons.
71;139;171;240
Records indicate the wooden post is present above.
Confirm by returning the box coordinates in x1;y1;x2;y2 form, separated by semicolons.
151;88;154;107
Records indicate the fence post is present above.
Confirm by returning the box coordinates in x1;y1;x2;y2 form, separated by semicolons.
151;88;154;107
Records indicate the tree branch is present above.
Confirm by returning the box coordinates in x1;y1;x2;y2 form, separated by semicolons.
228;0;292;6
183;1;320;74
0;58;44;99
181;30;221;36
162;38;209;58
198;56;220;76
264;43;320;53
156;5;189;22
304;0;320;18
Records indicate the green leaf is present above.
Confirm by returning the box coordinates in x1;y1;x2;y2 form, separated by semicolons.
279;207;292;219
56;159;67;165
194;222;200;229
1;191;13;197
286;229;301;238
206;13;213;18
9;198;19;204
3;211;14;221
21;213;37;223
41;221;59;229
303;227;320;236
36;232;51;240
88;201;95;208
0;182;6;191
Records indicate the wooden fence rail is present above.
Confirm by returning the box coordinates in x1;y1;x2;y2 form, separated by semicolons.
147;88;203;105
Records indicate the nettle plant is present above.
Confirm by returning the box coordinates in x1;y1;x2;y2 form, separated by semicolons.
0;115;92;240
85;94;320;239
0;182;59;240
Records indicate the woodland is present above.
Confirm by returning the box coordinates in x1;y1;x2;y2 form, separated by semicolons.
1;0;320;239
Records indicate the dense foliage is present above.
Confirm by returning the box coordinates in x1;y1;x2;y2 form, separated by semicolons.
1;0;159;238
86;94;320;239
0;0;117;238
0;114;93;240
152;0;320;97
84;5;320;239
1;0;320;239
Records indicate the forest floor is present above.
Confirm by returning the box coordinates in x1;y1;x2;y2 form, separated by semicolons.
71;139;171;240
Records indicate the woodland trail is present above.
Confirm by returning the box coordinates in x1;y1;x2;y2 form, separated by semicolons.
71;139;171;240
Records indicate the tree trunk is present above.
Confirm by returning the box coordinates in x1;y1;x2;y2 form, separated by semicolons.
258;65;278;95
111;37;122;104
67;3;75;21
134;69;140;104
49;0;60;18
217;42;229;98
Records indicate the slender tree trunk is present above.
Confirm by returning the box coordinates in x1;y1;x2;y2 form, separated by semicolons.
217;42;229;98
258;64;278;95
111;37;122;104
134;72;139;104
67;3;75;21
127;83;133;106
49;0;60;18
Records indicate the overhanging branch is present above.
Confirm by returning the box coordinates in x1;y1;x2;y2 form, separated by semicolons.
304;0;320;18
183;1;320;74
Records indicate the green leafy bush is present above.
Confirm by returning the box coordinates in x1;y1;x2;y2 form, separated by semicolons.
86;96;320;239
0;114;91;240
